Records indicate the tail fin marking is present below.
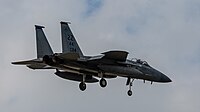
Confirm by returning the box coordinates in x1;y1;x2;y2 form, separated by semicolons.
60;22;83;56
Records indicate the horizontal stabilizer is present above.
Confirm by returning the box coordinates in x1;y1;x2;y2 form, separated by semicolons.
12;59;54;69
12;59;43;65
101;50;129;61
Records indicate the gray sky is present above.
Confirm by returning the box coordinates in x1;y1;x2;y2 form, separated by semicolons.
0;0;200;112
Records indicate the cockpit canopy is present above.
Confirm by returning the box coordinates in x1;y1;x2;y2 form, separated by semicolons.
130;58;150;67
136;59;150;67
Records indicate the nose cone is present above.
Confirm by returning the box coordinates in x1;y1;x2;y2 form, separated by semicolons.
160;74;172;83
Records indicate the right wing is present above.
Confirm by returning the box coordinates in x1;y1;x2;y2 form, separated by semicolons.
56;52;80;61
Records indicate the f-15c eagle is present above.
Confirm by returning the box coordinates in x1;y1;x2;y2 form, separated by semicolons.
12;22;172;96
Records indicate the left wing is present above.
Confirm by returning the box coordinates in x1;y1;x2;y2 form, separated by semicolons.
87;50;129;62
101;50;129;61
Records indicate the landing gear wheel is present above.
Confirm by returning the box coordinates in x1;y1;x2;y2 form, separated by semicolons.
127;90;132;96
79;82;86;91
100;78;107;88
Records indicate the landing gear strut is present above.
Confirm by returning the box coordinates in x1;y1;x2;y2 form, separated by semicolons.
100;78;107;88
126;77;134;96
79;75;86;91
98;72;107;88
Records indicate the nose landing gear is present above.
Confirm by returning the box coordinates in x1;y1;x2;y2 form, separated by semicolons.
127;90;132;96
126;77;134;96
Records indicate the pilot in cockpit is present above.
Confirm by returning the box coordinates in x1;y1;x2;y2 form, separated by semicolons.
136;59;150;67
136;59;142;64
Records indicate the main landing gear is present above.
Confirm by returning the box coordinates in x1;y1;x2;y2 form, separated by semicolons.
99;72;107;88
79;82;86;91
126;77;134;96
78;74;107;91
79;75;86;91
100;78;107;88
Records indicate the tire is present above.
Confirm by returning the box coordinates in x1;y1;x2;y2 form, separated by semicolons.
127;90;132;96
79;82;86;91
100;78;107;88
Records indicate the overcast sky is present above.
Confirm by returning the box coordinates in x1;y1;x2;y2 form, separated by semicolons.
0;0;200;112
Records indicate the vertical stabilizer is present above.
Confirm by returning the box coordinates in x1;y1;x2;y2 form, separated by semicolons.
60;22;83;56
35;25;53;58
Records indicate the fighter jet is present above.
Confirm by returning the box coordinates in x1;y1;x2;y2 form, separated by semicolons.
12;22;172;96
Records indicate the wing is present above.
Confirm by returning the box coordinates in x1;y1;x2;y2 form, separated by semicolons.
101;50;129;61
83;50;129;66
56;52;80;61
